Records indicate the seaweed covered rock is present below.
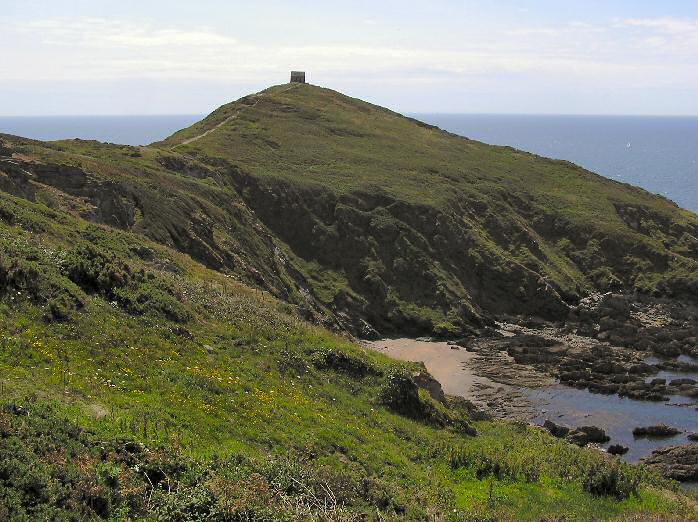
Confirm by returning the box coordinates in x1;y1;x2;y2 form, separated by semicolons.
643;443;698;481
566;425;610;447
607;444;629;456
543;419;570;438
632;425;681;438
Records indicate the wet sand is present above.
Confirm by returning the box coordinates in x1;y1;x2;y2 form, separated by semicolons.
364;338;534;416
365;337;698;466
365;338;489;397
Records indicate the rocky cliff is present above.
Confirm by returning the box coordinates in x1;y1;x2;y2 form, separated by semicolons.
1;83;697;338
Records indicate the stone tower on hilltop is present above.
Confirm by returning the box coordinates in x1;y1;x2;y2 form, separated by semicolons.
290;71;306;83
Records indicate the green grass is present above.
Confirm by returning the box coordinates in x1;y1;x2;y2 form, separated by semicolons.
0;190;695;520
2;83;698;337
2;85;698;518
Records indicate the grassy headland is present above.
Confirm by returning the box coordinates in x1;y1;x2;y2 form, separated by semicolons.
0;84;697;519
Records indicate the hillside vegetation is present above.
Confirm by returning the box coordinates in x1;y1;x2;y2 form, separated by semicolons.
0;191;695;520
0;83;697;519
5;83;696;339
159;83;698;336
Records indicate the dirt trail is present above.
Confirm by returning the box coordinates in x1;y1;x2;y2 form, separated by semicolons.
173;83;301;149
174;98;260;148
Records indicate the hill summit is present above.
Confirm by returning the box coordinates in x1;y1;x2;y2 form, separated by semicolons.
2;83;697;339
160;83;698;336
0;84;697;519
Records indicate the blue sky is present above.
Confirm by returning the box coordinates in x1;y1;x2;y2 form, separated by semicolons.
2;1;698;115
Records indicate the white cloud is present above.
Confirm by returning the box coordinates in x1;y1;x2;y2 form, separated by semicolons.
15;18;239;48
622;17;698;35
2;15;698;90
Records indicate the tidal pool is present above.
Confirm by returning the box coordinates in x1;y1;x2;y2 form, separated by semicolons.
528;385;698;462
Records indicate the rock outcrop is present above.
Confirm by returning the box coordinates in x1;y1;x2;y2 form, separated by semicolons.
607;444;629;456
632;425;681;438
643;444;698;482
566;425;610;447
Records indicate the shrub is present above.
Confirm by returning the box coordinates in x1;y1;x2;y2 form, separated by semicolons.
378;371;423;417
309;347;382;378
0;252;83;319
63;244;133;296
378;371;450;428
582;462;640;500
113;282;191;323
62;244;190;323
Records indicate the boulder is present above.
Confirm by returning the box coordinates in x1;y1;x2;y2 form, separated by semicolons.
543;419;570;438
607;444;629;456
628;363;653;375
411;371;446;403
632;424;681;438
598;293;630;317
669;378;697;386
587;382;620;395
643;443;698;481
566;425;610;446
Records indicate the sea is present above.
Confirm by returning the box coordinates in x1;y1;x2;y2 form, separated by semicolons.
1;113;697;214
415;114;698;215
0;115;201;149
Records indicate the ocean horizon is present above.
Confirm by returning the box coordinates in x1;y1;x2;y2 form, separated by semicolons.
1;113;697;214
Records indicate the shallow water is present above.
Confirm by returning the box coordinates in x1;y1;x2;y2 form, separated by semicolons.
366;338;698;471
678;355;698;365
528;385;698;462
644;354;698;387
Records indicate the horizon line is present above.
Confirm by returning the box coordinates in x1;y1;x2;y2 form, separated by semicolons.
2;112;698;119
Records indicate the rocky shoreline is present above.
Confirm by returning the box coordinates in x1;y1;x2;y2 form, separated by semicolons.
462;293;698;404
366;292;698;482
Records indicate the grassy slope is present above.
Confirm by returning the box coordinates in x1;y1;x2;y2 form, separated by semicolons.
2;83;697;337
0;188;695;519
161;83;698;321
161;83;695;224
0;133;340;325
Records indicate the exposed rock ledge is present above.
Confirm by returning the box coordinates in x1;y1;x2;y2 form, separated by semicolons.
642;443;698;482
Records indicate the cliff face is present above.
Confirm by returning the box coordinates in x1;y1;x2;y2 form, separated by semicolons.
1;83;697;337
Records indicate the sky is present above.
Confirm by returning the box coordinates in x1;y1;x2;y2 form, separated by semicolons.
2;0;698;116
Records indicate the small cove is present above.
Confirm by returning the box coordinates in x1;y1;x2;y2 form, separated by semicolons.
527;385;698;462
366;338;698;466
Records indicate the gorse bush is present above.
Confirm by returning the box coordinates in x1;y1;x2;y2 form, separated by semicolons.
111;281;191;323
0;235;191;323
582;462;641;500
378;371;428;419
63;244;134;296
449;447;541;483
0;250;84;321
0;401;400;521
0;402;131;520
63;244;190;322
